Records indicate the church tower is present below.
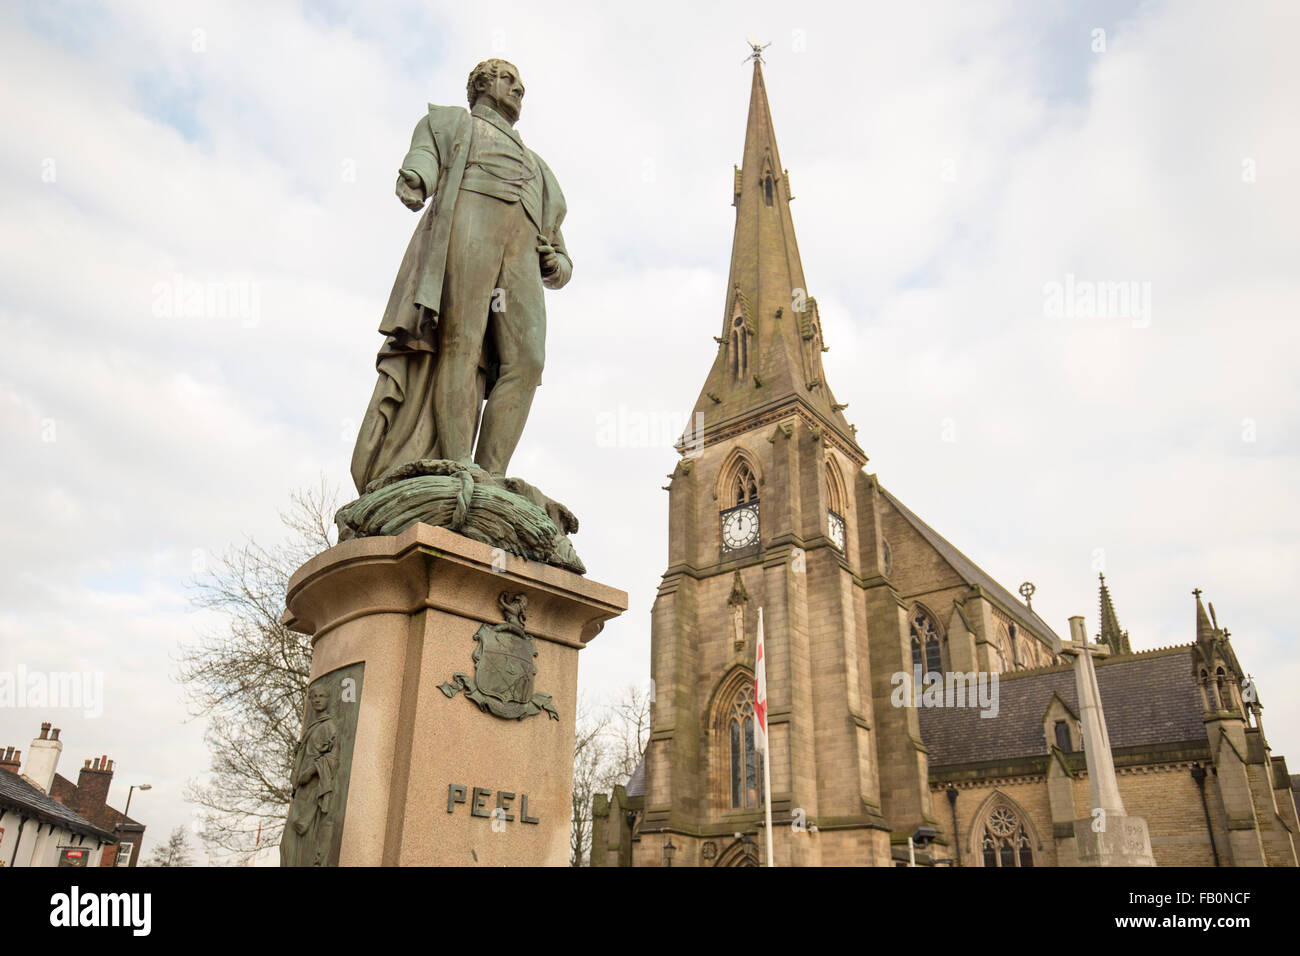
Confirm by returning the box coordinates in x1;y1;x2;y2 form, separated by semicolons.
595;52;1274;872
634;57;923;867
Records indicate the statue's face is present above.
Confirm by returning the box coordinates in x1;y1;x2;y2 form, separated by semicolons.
309;687;328;711
481;62;524;122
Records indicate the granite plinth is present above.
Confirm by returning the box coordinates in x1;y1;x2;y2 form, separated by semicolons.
282;522;626;866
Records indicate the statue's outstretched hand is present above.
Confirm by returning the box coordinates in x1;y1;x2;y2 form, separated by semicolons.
536;235;559;276
396;169;426;210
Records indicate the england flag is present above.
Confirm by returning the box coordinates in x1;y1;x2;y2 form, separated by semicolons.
755;607;768;751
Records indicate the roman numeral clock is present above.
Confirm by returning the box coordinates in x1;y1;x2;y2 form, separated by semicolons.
721;501;760;551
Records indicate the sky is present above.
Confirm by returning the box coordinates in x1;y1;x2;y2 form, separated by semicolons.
1;0;1296;864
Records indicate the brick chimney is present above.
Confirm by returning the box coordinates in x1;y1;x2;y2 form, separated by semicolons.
0;746;20;775
25;722;62;793
74;754;115;813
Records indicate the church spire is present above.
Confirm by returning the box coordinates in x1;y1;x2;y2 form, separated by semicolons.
1097;573;1131;654
1193;588;1247;687
682;56;862;460
1194;588;1215;646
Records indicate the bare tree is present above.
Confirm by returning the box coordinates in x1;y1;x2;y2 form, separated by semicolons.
146;826;195;867
570;693;609;866
600;683;652;791
178;478;338;864
570;683;653;866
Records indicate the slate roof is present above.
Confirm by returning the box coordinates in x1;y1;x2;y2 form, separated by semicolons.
879;485;1063;651
0;768;116;841
919;647;1206;769
625;755;646;798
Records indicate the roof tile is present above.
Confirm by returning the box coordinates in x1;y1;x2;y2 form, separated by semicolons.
920;648;1205;768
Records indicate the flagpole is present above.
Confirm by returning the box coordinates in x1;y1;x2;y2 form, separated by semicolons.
758;607;774;867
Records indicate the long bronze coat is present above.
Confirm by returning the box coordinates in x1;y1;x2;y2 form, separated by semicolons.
350;104;572;493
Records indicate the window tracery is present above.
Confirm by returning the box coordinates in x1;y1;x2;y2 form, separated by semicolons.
730;461;758;507
909;606;945;676
725;686;763;810
978;802;1034;868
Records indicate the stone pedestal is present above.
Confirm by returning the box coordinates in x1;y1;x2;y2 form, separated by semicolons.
282;522;626;866
1072;814;1157;867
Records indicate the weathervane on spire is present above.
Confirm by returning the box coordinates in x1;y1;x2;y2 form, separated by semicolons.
744;37;771;64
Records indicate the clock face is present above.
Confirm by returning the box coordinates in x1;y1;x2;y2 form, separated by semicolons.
721;505;760;551
828;511;846;551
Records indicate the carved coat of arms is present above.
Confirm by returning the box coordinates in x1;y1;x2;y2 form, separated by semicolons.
439;592;558;720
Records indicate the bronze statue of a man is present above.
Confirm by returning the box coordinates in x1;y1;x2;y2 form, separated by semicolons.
350;59;572;491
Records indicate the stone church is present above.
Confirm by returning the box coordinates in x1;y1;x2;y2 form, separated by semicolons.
590;60;1298;867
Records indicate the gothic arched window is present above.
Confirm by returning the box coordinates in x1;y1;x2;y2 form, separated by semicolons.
727;687;764;809
731;462;758;507
979;804;1034;868
825;459;846;551
910;607;944;676
720;456;761;552
992;626;1013;674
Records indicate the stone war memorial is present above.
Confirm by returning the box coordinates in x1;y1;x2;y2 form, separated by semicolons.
280;58;626;866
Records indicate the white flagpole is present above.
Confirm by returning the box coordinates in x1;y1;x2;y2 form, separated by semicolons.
757;606;774;867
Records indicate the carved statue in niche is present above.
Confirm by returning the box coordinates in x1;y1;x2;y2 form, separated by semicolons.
281;682;341;867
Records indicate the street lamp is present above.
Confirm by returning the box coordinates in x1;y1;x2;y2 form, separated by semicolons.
123;783;152;820
662;837;676;867
908;826;937;867
115;783;152;868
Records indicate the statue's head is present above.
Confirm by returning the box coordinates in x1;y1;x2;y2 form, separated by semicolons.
309;684;330;713
467;58;524;123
